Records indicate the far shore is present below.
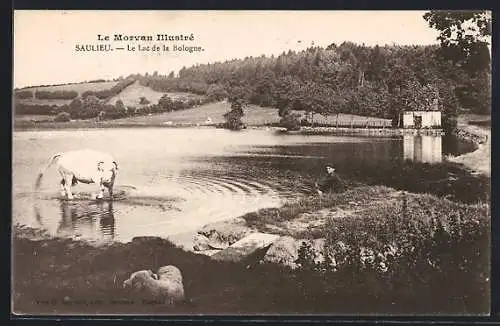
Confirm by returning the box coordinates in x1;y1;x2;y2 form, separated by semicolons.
14;119;440;135
13;120;221;131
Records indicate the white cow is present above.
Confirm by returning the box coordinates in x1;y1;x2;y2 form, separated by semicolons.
35;149;119;200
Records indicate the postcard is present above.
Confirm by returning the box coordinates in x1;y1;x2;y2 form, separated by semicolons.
12;10;491;316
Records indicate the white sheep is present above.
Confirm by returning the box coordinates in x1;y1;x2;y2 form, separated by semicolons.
123;265;185;304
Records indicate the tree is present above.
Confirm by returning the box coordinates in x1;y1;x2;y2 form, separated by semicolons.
115;99;125;111
366;45;388;83
223;95;247;130
68;98;83;118
96;99;128;119
279;111;301;131
54;111;71;122
207;84;228;101
456;71;491;114
424;11;491;116
423;10;491;76
139;96;150;105
76;95;102;119
158;94;173;111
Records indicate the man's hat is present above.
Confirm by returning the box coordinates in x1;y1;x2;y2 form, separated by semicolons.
325;164;335;171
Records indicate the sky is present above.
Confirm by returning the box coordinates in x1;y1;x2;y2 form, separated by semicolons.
13;10;441;88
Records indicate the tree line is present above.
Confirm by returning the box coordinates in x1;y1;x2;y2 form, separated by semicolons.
80;78;136;99
49;93;213;121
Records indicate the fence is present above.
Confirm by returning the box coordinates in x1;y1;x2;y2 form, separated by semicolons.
308;116;393;129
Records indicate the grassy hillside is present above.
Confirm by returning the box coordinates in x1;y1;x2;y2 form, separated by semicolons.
105;81;205;107
113;101;280;125
105;81;165;107
113;101;391;127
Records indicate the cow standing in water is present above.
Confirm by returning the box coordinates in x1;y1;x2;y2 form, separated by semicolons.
35;149;119;200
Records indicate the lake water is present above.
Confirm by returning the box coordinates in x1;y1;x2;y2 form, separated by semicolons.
12;127;478;247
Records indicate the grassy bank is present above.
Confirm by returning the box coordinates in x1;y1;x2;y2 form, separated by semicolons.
13;184;490;315
14;101;391;132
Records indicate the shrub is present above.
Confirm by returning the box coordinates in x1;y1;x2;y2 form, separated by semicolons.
15;103;54;115
54;111;71;122
139;97;150;105
279;113;301;131
172;100;186;111
294;192;490;312
300;119;312;127
35;90;78;100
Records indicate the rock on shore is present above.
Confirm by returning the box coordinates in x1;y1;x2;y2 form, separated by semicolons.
262;236;327;269
193;218;255;251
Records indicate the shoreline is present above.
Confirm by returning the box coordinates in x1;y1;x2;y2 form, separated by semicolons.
447;123;490;176
12;184;490;315
14;120;442;136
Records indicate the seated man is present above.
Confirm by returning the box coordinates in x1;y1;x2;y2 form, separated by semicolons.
315;164;345;195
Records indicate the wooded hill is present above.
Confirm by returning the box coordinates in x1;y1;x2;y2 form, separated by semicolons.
137;42;490;129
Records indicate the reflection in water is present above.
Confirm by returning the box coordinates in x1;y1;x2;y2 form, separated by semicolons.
403;135;442;163
35;200;115;242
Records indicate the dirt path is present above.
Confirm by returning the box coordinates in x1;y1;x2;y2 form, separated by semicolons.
448;122;490;177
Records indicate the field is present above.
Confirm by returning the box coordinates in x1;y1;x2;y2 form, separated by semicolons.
105;81;166;107
13;115;54;123
111;101;278;125
105;81;205;107
112;101;392;127
15;98;75;106
19;81;119;94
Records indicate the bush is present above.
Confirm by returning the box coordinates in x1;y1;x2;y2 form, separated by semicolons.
279;113;301;131
293;192;490;313
35;90;78;100
54;111;71;122
15;103;54;115
172;100;186;111
300;119;312;127
139;97;150;105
